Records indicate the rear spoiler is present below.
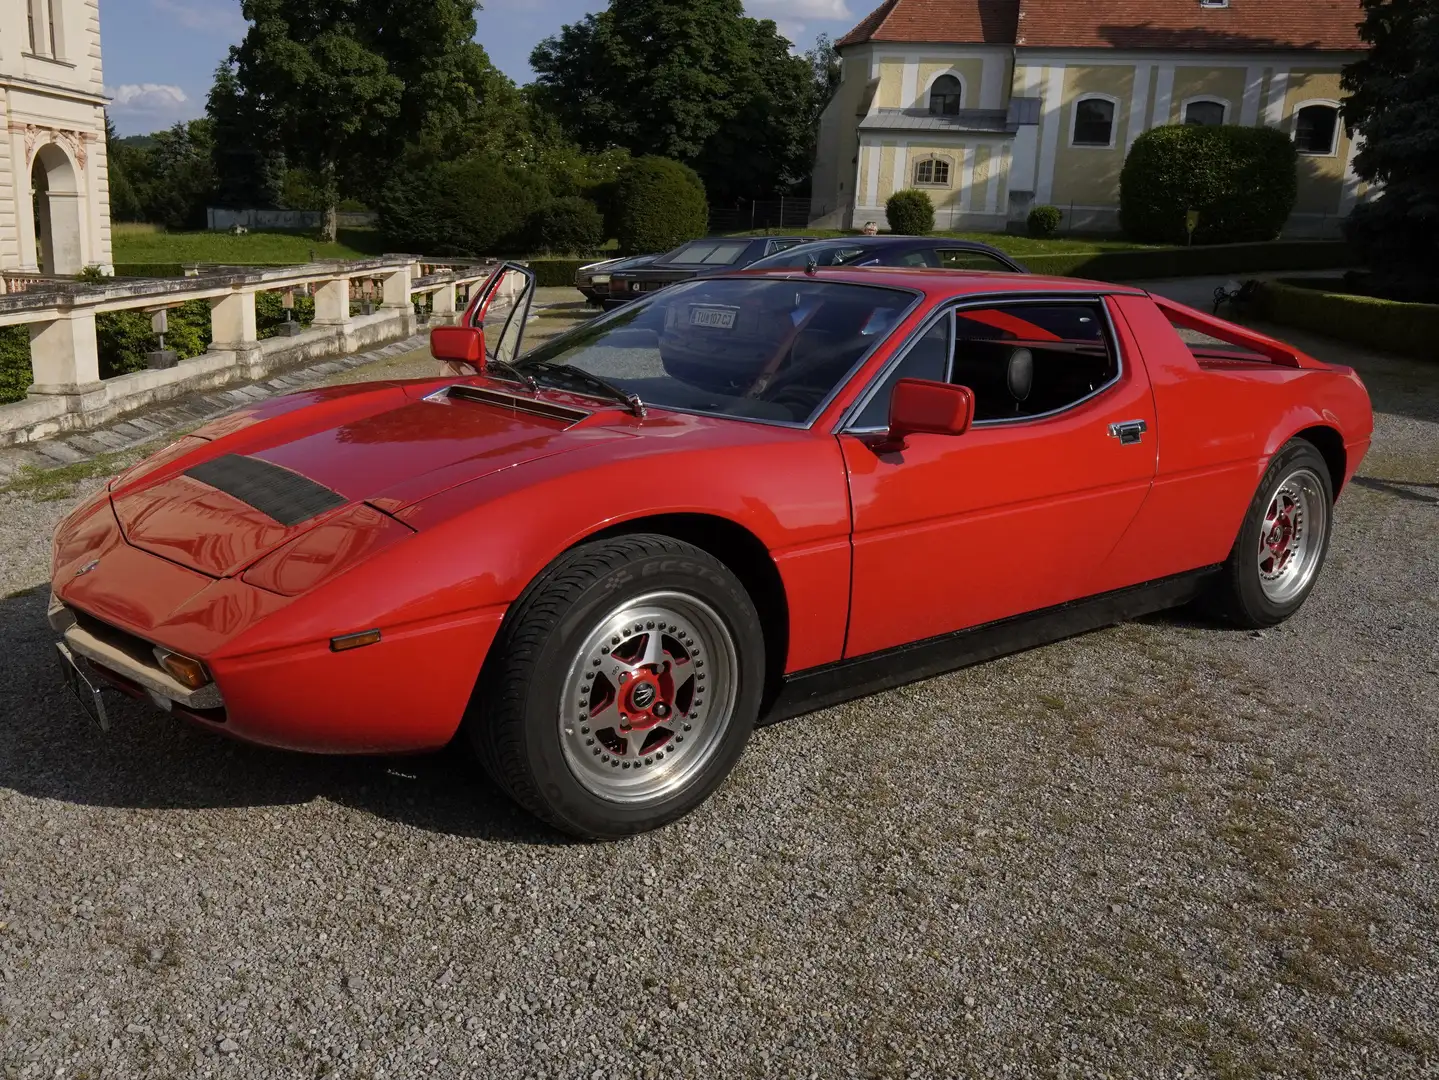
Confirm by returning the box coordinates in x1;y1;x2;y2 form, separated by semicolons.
1151;294;1316;369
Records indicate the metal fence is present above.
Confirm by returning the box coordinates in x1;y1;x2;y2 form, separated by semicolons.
708;197;815;234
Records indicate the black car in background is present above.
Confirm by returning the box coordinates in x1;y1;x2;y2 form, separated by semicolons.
575;254;661;305
603;236;810;308
717;235;1029;276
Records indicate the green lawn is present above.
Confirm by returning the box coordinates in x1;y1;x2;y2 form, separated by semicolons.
720;227;1167;256
111;223;390;266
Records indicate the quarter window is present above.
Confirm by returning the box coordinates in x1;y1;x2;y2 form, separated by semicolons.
854;314;954;428
1294;104;1339;155
928;75;962;116
913;156;952;186
1071;97;1116;147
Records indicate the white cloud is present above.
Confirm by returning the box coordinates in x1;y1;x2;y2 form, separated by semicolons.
748;0;852;19
108;84;188;110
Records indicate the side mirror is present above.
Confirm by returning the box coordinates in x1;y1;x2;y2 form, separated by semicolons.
430;325;485;374
885;378;974;447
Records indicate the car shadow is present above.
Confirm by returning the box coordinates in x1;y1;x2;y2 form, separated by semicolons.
0;587;570;847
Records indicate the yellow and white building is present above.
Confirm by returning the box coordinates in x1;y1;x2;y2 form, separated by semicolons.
0;0;113;274
810;0;1367;236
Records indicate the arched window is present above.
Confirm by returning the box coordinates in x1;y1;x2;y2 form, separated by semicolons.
913;155;952;187
1071;95;1116;148
928;75;962;116
1183;98;1228;126
1294;103;1340;155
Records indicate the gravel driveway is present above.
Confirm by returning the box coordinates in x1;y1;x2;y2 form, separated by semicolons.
1;311;1436;1079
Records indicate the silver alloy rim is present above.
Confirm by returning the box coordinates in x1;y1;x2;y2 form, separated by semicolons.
558;590;739;804
1256;466;1328;604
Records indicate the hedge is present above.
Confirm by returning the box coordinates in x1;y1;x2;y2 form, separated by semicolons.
1018;240;1353;281
1251;279;1439;360
525;258;594;288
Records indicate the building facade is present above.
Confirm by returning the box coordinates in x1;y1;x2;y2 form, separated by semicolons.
810;0;1367;235
0;0;112;275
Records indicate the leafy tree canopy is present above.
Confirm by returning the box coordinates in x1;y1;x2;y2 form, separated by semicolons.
529;0;817;203
1340;0;1439;295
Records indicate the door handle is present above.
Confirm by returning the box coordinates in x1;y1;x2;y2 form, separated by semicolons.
1108;419;1147;445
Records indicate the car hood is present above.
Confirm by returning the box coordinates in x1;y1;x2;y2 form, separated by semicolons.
109;380;636;578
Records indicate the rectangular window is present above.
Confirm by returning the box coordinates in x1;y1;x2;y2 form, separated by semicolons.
48;0;59;56
1072;98;1116;147
28;0;38;51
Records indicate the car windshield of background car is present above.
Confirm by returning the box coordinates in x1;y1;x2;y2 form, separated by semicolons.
517;278;917;425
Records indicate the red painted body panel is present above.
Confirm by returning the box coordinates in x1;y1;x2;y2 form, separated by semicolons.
47;269;1372;756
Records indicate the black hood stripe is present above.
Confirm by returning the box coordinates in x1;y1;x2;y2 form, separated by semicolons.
185;454;346;527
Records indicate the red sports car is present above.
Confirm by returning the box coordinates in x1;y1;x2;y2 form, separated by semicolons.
49;263;1373;838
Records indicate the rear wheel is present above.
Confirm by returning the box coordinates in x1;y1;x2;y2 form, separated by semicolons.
469;534;764;839
1205;439;1334;628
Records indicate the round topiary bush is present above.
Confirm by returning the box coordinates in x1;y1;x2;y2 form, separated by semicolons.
613;157;709;255
885;188;935;235
378;155;546;256
531;196;605;255
1120;125;1298;245
1027;205;1062;238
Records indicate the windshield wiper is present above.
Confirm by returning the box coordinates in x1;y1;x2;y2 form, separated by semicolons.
485;355;538;391
527;361;646;418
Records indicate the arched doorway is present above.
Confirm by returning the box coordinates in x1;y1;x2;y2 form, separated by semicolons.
31;142;83;275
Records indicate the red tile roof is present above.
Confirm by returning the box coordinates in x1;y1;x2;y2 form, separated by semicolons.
838;0;1019;48
837;0;1363;51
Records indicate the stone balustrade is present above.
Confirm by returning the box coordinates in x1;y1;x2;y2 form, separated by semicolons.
0;256;498;446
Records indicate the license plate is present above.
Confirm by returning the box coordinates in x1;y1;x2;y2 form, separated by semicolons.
689;306;737;329
56;641;110;731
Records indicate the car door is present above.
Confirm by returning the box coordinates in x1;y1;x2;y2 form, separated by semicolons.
464;262;535;368
838;295;1157;658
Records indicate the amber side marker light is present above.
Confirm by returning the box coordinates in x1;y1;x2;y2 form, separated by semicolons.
152;648;211;690
331;629;382;652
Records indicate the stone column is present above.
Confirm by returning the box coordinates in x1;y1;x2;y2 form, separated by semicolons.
312;277;351;326
431;281;458;325
209;290;257;348
381;265;410;308
28;311;100;391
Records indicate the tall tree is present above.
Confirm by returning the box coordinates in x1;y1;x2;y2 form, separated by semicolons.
529;0;816;203
145;120;217;229
1340;0;1439;297
103;113;145;222
223;0;404;240
208;61;285;209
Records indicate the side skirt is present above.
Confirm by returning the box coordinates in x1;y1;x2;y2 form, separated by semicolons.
765;567;1221;724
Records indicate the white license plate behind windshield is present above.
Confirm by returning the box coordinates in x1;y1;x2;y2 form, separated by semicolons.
689;306;737;330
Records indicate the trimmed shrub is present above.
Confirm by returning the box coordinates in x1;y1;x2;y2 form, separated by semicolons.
613;157;708;255
531;196;605;255
1252;279;1439;360
1017;240;1352;281
525;258;593;288
885;188;935;235
0;326;31;405
1120;125;1298;245
1027;205;1062;238
378;156;548;256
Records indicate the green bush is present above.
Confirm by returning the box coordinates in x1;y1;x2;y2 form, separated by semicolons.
525;258;592;288
0;325;31;405
531;197;604;255
378;156;548;256
256;290;316;338
1018;240;1352;281
885;189;935;235
95;300;211;379
613;157;708;255
1120;125;1298;245
1252;279;1439;360
1027;205;1062;238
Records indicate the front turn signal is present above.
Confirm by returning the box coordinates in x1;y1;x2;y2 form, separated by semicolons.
153;648;211;689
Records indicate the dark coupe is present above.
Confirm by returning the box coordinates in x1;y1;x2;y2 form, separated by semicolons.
603;236;810;308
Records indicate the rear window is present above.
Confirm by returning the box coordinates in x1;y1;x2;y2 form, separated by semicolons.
667;241;751;266
517;278;918;425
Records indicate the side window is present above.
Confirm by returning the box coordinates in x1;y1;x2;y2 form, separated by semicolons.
766;240;805;255
852;314;953;429
948;302;1117;421
937;248;1015;272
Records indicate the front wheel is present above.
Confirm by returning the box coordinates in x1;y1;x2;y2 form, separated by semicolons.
469;534;764;839
1204;439;1334;628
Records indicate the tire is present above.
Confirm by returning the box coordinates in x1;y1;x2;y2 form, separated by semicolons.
1204;439;1334;628
469;534;765;839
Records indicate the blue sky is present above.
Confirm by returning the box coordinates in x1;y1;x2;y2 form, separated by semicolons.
103;0;860;137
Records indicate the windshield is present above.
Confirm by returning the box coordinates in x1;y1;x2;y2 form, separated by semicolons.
745;241;875;271
661;240;753;266
517;277;918;425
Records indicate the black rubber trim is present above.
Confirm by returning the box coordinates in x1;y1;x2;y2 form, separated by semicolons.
185;454;346;527
766;567;1221;724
